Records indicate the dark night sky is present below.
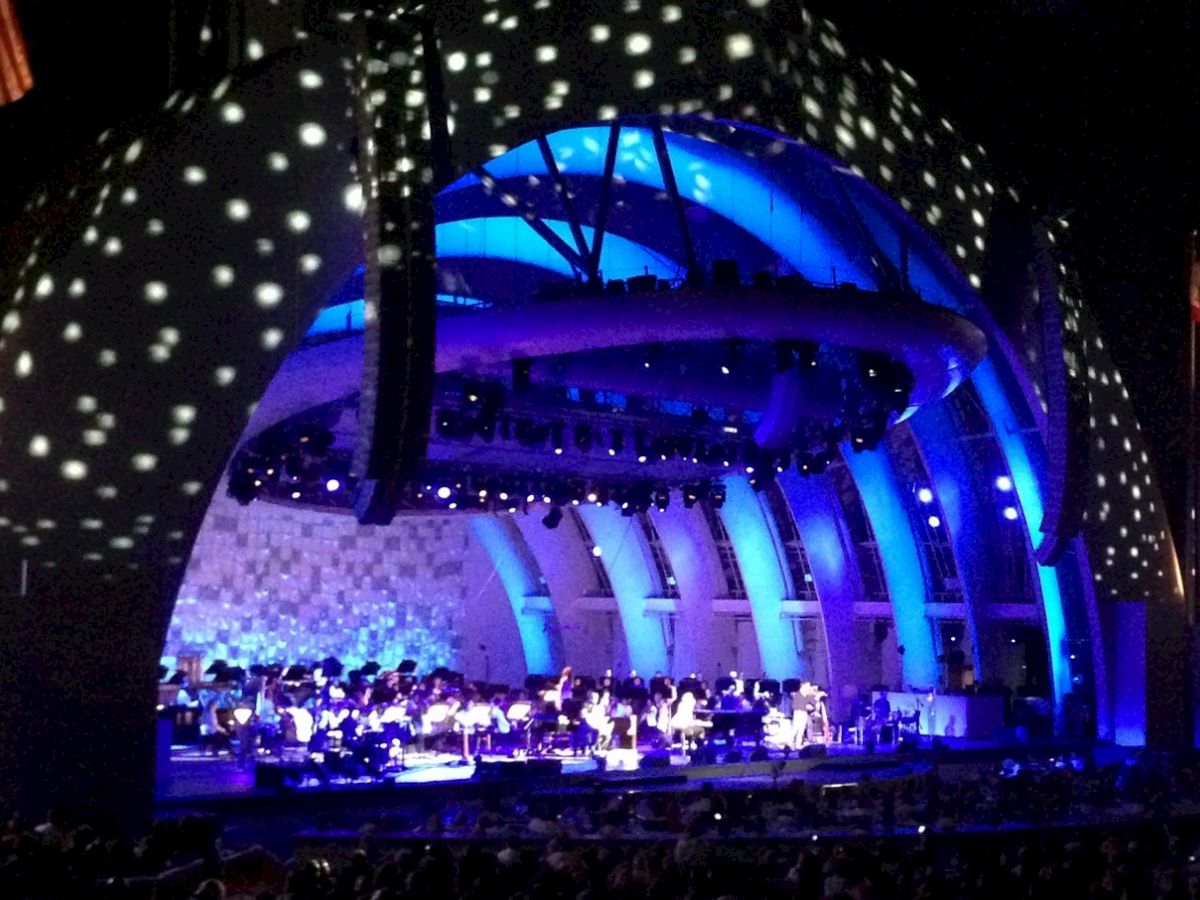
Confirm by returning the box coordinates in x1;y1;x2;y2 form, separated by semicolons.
2;0;1196;536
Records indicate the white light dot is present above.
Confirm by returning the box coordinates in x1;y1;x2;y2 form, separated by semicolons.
298;123;326;147
35;274;53;297
28;435;50;457
299;254;322;274
535;45;558;63
626;33;652;55
110;536;134;550
98;349;117;367
298;69;324;89
221;102;245;123
144;281;168;304
633;69;655;89
124;140;143;164
592;546;603;558
927;515;941;528
103;236;123;256
183;165;207;185
61;459;88;480
169;427;190;445
590;23;611;42
181;481;203;495
83;430;106;446
446;52;467;72
131;453;158;472
15;351;32;378
214;365;237;386
267;152;289;172
63;322;83;342
2;311;19;333
172;404;196;425
146;219;164;236
725;33;754;60
255;282;284;308
343;183;364;213
97;485;118;499
226;198;251;221
286;210;311;233
246;38;264;60
212;265;235;287
68;278;86;297
260;327;285;350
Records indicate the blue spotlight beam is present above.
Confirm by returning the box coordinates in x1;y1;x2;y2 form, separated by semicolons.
839;447;939;688
576;505;670;675
469;516;561;676
776;471;864;721
719;476;797;679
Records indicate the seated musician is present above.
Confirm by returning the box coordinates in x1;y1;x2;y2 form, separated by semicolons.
199;699;233;756
454;694;492;761
488;695;512;738
572;691;610;755
643;691;672;746
669;691;712;749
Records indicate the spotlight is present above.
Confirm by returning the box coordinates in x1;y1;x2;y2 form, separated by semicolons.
1003;506;1020;521
325;477;341;492
917;487;934;504
927;515;941;528
436;486;453;500
995;475;1013;492
542;506;564;529
591;545;603;558
654;489;670;512
551;422;565;455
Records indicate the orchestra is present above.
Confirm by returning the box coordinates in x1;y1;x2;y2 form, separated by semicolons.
168;659;852;776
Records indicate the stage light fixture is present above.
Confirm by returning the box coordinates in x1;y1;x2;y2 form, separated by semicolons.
927;515;941;528
917;487;934;504
995;475;1013;491
1003;506;1020;521
541;506;564;529
325;477;341;492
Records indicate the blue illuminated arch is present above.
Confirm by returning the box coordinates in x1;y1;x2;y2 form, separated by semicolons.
445;125;880;289
776;470;863;719
839;447;939;688
576;505;670;675
436;217;681;281
469;516;561;675
719;476;796;679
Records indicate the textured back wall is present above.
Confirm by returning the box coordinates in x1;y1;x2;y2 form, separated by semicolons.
164;489;479;673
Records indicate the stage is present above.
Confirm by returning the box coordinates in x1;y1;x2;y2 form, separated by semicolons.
157;735;1109;809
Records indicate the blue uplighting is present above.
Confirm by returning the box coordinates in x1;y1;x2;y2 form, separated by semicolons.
446;126;879;289
307;295;487;339
469;517;559;675
576;505;669;674
840;447;939;688
718;476;796;678
436;216;681;281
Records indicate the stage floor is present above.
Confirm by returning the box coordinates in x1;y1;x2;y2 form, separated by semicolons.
157;736;1028;804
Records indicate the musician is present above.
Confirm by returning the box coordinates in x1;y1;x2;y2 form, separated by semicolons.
574;691;613;755
199;699;233;756
669;692;712;750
